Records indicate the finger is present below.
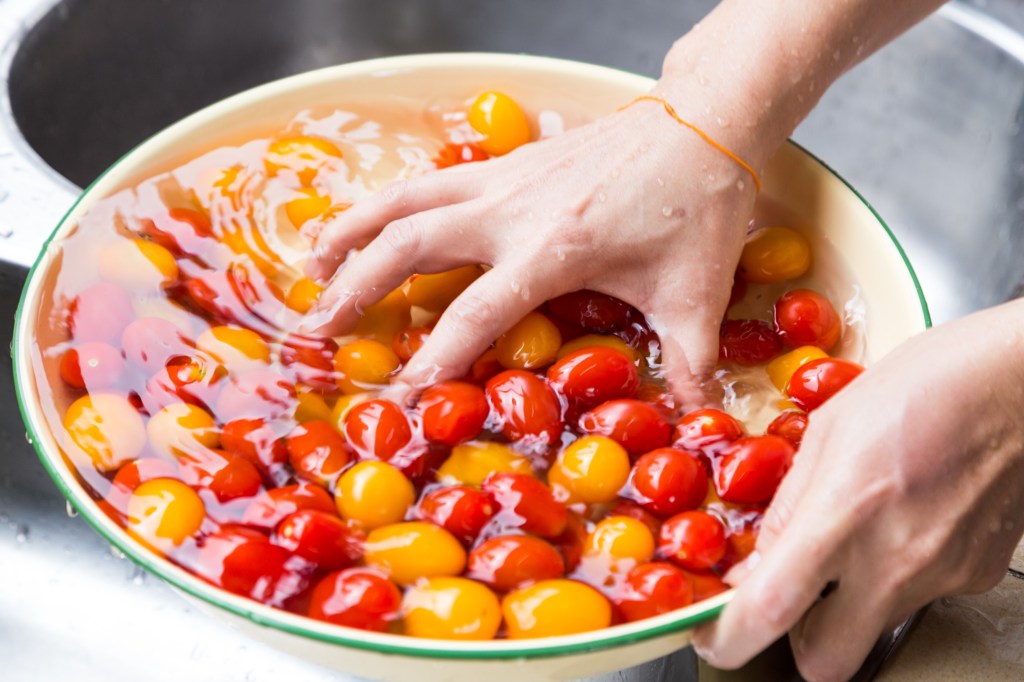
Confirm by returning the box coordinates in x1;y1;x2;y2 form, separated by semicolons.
691;503;840;669
755;429;823;553
789;575;893;682
648;307;722;411
396;264;557;391
306;174;480;282
300;202;491;336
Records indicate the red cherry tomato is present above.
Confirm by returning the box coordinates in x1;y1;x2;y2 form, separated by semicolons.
468;348;504;385
714;435;795;505
59;342;125;390
673;408;743;455
616;562;694;622
343;399;413;461
286;420;352;486
485;370;563;446
552;513;588;571
658;511;727;571
194;526;302;605
787;358;864;411
69;282;135;344
417;485;495;545
548;290;634;332
272;510;363;571
631;448;708;516
307;568;402;632
434;143;490;169
766;410;809;448
112;458;180;492
467;535;565;591
547;346;640;407
215;370;296;422
688;571;730;602
392;327;430;362
241;481;336;530
279;334;339;392
121;317;193;374
142;354;225;414
141;207;214;256
578;399;671;458
418;381;489;447
222;418;289;474
773;289;842;351
179;449;263;503
614;317;662;363
719;319;783;365
481;472;568;539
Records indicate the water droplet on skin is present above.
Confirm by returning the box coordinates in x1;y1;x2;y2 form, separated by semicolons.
510;280;521;295
662;206;673;217
656;177;665;187
698;74;709;86
832;49;842;61
597;192;607;203
716;116;729;127
736;179;746;191
555;247;566;261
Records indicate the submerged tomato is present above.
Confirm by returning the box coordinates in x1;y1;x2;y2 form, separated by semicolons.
547;290;634;332
280;334;339;392
286;420;351;486
715;435;795;505
482;472;567;539
273;510;363;571
766;410;809;448
774;289;842;351
673;409;743;455
194;526;305;605
417;485;495;545
308;569;402;632
434;142;490;169
69;282;135;344
59;342;125;390
343;399;414;461
577;399;671;457
241;481;336;530
631;448;708;516
221;417;289;474
719;319;783;365
787;358;864;411
418;381;489;447
485;370;563;446
121;317;192;374
547;346;639;407
616;562;694;623
658;511;727;571
467;535;565;591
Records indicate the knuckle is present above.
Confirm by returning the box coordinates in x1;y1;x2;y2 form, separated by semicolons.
748;585;801;632
379;179;411;206
380;217;424;260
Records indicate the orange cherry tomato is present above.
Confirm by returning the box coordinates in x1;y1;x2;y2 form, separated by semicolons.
405;266;482;311
285;188;331;228
658;511;727;571
98;238;179;291
739;226;811;283
264;135;343;185
787;358;864;411
308;568;402;632
549;435;630;504
417;381;489;447
335;461;415;529
364;522;467;586
467;91;531;156
765;345;829;393
401;577;502;640
64;393;147;472
631;448;708;516
495;312;562;370
481;472;567;539
285;277;324;313
333;339;401;394
467;535;565;591
436;441;534;487
433;143;490;169
715;435;795;505
547;346;639;407
502;580;611;638
126;478;205;551
351;288;412;345
584;515;655;565
578;399;671;458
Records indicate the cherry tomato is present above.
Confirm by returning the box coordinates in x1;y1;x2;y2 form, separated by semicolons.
765;345;829;393
99;238;179;291
194;526;302;605
112;458;180;493
343;399;413;461
285;188;330;229
502;580;612;638
418;381;488;447
364;522;467;586
64;393;147;471
467;91;531;156
405;266;483;311
242;481;335;530
787;357;864;411
140;207;213;256
739;226;811;283
556;334;640;363
286;420;352;486
495;312;562;370
485;370;563;446
547;290;634;332
616;562;694;622
547;346;639;407
433;143;490;169
178;448;263;504
549;435;630;504
59;342;125;390
221;418;288;475
584;516;655;565
402;577;502;640
552;513;587;572
688;571;730;602
215;370;296;422
608;500;663;539
481;472;567;539
335;461;415;529
184;267;274;328
715;435;795;505
658;511;727;571
121;317;192;374
392;326;430;362
332;339;400;394
766;410;809;448
351;289;412;346
69;282;135;344
143;354;225;414
467;535;565;591
279;333;339;392
774;289;842;351
436;441;533;487
272;509;363;571
285;276;324;313
417;485;494;545
578;399;671;457
631;448;708;516
196;325;270;373
468;348;504;385
264;135;343;185
308;568;402;632
126;478;205;551
673;408;743;455
719;319;783;365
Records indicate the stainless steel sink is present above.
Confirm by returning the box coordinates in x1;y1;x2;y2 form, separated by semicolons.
1;1;1023;681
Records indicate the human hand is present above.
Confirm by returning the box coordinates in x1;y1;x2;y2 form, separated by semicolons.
692;299;1024;681
301;87;773;405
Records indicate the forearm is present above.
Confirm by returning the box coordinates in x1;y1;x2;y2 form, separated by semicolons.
653;0;947;167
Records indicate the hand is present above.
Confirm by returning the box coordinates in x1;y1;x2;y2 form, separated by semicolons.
692;299;1024;681
301;91;770;405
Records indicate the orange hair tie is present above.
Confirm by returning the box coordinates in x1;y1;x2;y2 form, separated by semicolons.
619;95;761;193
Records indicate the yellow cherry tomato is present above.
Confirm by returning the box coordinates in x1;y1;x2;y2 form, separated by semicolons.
294;387;333;424
329;393;372;434
352;288;412;345
401;577;502;640
126;478;205;552
556;334;641;363
364;522;467;586
766;345;830;393
286;277;323;314
468;91;531;156
195;325;270;372
502;580;612;639
98;238;179;291
264;135;343;185
584;516;655;564
146;403;219;459
549;435;630;504
437;441;534;487
333;339;401;394
739;227;811;284
63;393;147;472
285;187;331;228
335;461;414;529
495;312;562;370
405;266;483;311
